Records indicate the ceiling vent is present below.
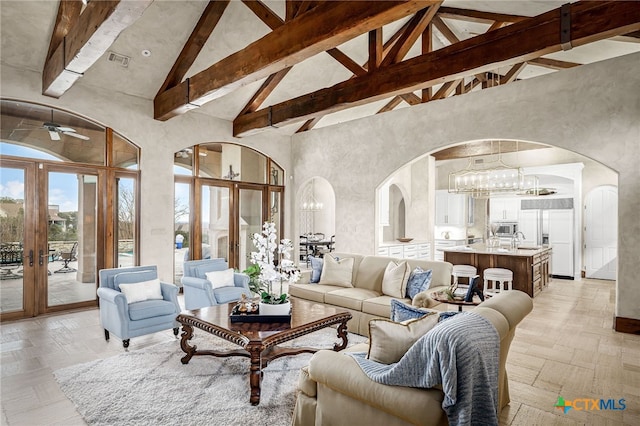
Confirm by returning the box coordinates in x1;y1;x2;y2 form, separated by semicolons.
107;52;130;68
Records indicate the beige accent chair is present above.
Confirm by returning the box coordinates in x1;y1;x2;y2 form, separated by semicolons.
292;290;534;426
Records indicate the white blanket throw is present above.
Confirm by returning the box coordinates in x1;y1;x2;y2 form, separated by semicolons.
351;312;500;426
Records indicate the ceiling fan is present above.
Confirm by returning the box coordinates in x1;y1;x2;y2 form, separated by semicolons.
42;110;90;141
12;110;90;141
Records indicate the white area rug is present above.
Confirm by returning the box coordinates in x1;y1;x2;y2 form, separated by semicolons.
54;328;366;426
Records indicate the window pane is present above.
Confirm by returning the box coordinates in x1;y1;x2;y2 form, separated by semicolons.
201;185;229;262
48;171;98;306
1;100;105;165
239;188;262;271
174;182;190;284
116;177;136;268
113;132;139;169
0;166;25;313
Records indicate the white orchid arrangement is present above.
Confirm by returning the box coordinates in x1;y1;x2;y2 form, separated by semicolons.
250;222;300;304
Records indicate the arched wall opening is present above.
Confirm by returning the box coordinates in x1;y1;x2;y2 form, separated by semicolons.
374;139;618;280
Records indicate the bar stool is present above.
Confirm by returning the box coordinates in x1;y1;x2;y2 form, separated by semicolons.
483;268;513;296
452;264;477;287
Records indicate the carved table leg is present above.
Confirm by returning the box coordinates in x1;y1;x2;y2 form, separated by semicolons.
180;324;197;364
333;320;349;351
247;344;263;405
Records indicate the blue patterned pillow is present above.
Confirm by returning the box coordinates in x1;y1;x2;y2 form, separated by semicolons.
405;267;433;299
439;311;462;322
390;299;437;322
309;256;324;283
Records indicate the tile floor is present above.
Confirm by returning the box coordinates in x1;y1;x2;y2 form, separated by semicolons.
1;277;639;425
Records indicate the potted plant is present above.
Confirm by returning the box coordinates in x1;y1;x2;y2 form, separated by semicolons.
249;222;300;315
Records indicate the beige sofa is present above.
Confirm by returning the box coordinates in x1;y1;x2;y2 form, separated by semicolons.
292;290;534;426
289;252;453;336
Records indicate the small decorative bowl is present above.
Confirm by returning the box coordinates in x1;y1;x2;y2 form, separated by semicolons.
397;237;413;243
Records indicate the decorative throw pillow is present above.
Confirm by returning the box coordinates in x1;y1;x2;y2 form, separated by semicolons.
309;256;324;283
381;260;410;298
319;255;354;287
367;314;439;364
119;278;163;304
205;268;235;289
405;267;433;299
439;311;462;322
390;299;437;322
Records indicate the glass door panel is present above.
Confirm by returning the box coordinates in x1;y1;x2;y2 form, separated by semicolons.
174;182;190;284
238;188;263;272
0;165;27;315
47;171;98;307
116;177;136;268
201;185;230;262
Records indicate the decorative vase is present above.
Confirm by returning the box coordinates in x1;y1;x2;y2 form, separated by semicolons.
259;300;291;316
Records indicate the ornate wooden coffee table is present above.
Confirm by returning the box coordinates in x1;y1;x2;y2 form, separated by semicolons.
176;297;351;405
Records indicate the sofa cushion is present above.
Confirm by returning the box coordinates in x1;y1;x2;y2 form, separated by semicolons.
367;313;439;364
353;256;397;292
390;299;436;322
381;260;410;298
362;295;409;318
309;256;323;283
205;268;235;289
213;285;247;304
289;284;340;303
119;278;163;304
114;269;157;287
325;288;380;311
128;299;176;321
194;261;227;280
319;255;354;287
405;267;433;299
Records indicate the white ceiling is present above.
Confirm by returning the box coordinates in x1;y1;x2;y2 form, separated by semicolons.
1;0;639;135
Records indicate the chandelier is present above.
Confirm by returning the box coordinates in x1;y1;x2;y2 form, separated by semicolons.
301;180;323;211
448;143;538;197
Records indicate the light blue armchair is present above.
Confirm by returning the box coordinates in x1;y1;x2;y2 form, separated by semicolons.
182;259;251;310
97;265;181;349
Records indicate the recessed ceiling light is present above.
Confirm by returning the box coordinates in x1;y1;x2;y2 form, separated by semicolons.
141;49;151;57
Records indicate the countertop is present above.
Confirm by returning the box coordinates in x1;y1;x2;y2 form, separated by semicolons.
440;243;551;257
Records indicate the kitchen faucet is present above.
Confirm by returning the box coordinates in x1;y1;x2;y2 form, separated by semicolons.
511;231;526;249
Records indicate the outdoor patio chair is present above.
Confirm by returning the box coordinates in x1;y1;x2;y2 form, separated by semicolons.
54;242;77;273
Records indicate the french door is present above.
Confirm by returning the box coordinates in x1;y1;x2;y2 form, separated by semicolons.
1;159;103;320
189;179;283;271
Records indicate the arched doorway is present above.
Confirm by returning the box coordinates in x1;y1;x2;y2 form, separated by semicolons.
297;177;336;264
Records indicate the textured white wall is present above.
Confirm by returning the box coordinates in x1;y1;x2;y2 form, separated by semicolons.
291;52;640;321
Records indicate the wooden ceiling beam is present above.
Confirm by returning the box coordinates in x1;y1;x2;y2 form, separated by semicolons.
241;0;284;29
421;23;433;102
528;57;582;70
233;1;640;136
369;29;383;71
238;68;292;115
45;0;83;62
380;2;441;66
156;0;433;121
433;141;549;161
400;92;422;105
378;96;404;113
437;7;527;24
501;62;527;84
157;0;230;95
43;0;154;98
329;48;367;77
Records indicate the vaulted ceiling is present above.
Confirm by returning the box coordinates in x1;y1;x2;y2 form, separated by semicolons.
2;1;640;142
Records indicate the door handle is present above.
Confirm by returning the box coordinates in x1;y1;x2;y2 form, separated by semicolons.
39;249;45;266
28;249;34;267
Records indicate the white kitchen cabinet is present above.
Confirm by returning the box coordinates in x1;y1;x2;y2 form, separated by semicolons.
518;210;539;245
378;242;431;260
549;210;574;278
434;239;466;261
490;198;520;222
435;190;465;226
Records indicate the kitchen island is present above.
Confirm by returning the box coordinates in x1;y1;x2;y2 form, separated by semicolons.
442;244;551;297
